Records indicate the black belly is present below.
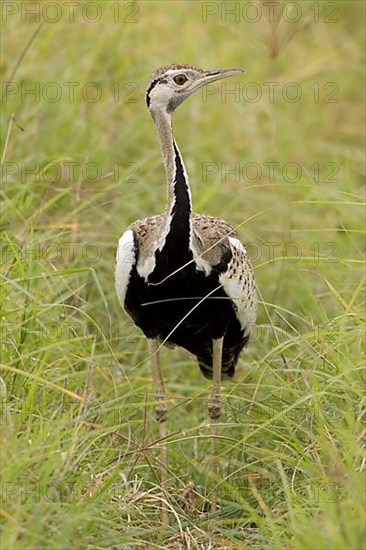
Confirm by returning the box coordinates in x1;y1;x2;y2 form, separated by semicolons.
124;257;249;379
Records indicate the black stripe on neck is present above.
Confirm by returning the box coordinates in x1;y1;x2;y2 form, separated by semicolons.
171;142;191;222
154;142;192;269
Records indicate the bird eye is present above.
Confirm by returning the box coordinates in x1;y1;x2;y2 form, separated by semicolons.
173;74;188;86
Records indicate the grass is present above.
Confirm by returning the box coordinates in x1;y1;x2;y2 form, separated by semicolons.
1;0;365;548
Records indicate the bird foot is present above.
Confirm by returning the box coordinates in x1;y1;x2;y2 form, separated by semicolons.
208;399;221;421
182;481;197;513
155;402;168;424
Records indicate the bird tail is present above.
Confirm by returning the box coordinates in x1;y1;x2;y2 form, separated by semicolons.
197;333;250;379
197;353;235;380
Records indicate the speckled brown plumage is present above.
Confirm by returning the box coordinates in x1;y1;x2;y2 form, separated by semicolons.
148;64;206;86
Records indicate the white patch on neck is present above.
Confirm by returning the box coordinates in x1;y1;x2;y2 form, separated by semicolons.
115;229;136;307
148;85;174;111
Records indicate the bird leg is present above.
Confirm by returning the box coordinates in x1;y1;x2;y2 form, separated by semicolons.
148;339;169;526
207;337;224;513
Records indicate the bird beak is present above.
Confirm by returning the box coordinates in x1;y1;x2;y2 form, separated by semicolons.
189;68;244;92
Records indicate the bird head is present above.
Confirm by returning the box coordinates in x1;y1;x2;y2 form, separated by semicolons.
146;63;243;114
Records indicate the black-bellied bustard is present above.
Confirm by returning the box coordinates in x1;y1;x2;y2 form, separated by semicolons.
115;64;256;524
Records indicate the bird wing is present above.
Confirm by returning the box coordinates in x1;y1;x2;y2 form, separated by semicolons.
192;213;257;334
129;214;165;280
115;215;164;308
191;212;238;270
115;214;165;303
218;235;257;335
115;228;137;308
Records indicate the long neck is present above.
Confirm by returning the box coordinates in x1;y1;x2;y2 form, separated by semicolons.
151;107;192;250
